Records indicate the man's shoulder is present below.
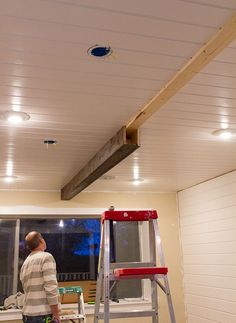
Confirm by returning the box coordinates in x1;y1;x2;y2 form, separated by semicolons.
26;251;55;263
43;251;53;257
42;251;55;261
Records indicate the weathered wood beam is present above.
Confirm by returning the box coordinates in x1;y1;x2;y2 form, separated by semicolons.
61;126;139;200
126;13;236;136
61;14;236;200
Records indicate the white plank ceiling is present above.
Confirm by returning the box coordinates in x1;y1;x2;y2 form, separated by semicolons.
0;0;236;193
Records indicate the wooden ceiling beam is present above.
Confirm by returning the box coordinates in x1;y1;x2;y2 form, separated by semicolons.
61;127;139;200
126;13;236;136
61;14;236;200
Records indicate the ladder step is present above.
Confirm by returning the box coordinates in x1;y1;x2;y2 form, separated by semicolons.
98;310;156;319
60;314;85;321
114;267;168;278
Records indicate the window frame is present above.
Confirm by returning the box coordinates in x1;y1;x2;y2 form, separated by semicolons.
0;208;148;303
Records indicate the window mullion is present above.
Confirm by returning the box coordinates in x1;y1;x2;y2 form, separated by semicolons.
12;219;20;294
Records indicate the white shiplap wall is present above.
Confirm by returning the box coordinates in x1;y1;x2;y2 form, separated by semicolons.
178;171;236;323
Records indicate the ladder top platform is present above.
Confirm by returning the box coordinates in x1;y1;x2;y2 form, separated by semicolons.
102;210;158;222
114;267;168;278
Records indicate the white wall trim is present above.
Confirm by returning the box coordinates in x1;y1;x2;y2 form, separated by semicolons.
0;206;106;216
0;206;152;217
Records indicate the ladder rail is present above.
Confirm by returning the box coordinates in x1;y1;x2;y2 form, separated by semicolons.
149;220;158;323
97;223;104;276
103;219;110;323
79;292;86;322
163;276;176;323
94;223;104;323
152;219;166;267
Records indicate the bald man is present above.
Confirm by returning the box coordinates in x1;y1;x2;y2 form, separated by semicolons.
20;231;61;323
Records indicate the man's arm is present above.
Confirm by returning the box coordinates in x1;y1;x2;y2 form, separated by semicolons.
42;254;61;322
50;304;61;322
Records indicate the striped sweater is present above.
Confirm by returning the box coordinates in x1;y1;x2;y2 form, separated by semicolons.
20;251;60;316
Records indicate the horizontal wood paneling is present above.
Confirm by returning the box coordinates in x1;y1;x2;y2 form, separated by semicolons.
188;315;216;323
178;171;236;322
184;275;236;289
187;303;236;322
184;264;236;277
186;294;236;314
187;284;236;302
0;0;236;192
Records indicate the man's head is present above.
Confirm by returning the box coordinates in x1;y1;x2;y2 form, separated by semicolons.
25;231;46;252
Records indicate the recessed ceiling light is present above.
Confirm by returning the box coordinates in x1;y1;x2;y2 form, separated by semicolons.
133;180;143;186
129;178;144;185
0;175;18;183
0;111;30;124
212;128;236;139
87;45;113;58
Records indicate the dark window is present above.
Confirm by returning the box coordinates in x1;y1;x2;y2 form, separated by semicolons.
111;221;142;299
19;219;100;281
0;220;16;305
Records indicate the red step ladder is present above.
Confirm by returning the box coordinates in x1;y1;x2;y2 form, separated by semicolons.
94;210;176;323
